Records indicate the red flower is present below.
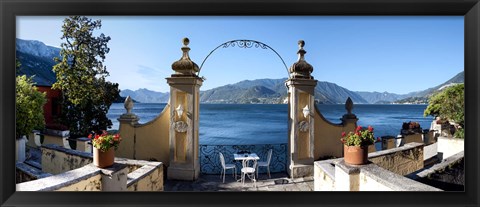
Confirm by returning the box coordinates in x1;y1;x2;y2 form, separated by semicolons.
356;126;362;132
377;137;381;142
88;134;92;139
94;135;100;139
341;132;346;137
368;126;374;132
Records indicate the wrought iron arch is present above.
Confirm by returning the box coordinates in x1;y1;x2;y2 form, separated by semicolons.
198;39;290;78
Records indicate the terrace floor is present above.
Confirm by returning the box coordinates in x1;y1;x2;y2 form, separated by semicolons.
164;173;314;191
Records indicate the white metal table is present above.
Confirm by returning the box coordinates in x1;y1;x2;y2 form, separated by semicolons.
233;153;260;184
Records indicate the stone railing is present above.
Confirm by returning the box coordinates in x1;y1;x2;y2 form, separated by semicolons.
314;142;441;191
199;144;287;174
17;144;163;191
408;151;464;191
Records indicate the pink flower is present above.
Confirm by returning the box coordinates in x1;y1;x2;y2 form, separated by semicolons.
341;132;346;137
88;134;92;139
356;126;362;132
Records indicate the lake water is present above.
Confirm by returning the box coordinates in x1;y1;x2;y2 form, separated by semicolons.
107;103;433;145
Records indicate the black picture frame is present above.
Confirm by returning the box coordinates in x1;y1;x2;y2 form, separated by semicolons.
1;0;479;207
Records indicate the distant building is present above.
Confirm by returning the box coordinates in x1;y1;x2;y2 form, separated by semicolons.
35;84;61;125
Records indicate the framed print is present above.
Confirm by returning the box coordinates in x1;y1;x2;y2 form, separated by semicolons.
1;0;479;207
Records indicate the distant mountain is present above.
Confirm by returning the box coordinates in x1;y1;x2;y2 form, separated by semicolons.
394;71;464;104
199;78;369;104
19;38;463;105
120;88;169;103
355;91;408;104
16;38;61;86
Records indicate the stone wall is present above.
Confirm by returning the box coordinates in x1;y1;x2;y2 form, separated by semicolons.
17;164;102;191
16;162;52;183
21;144;165;191
41;144;93;175
314;142;439;191
117;104;171;166
368;142;424;176
411;151;464;191
313;106;356;159
437;136;464;160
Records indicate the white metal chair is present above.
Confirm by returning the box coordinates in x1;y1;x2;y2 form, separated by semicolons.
257;149;273;179
219;152;236;183
241;157;258;187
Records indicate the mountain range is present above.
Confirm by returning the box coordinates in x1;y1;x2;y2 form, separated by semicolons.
16;38;464;104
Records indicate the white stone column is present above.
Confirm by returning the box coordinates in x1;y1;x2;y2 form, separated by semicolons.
166;38;203;181
286;40;317;178
16;136;27;162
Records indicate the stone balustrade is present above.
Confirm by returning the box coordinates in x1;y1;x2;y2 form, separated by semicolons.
17;144;164;191
314;142;441;191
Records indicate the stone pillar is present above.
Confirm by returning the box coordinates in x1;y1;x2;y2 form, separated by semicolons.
166;38;203;181
117;96;139;159
99;163;128;191
16;136;27;162
286;40;317;178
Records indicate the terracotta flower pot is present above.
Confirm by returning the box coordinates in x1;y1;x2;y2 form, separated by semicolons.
93;147;114;168
344;145;369;165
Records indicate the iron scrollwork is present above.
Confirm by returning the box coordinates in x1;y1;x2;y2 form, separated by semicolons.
198;39;289;78
221;40;269;49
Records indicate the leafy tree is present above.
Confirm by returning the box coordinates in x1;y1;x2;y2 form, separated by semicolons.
16;75;47;139
52;16;119;137
424;83;464;138
16;58;21;74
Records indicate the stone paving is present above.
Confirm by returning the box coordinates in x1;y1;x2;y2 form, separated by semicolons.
164;172;314;191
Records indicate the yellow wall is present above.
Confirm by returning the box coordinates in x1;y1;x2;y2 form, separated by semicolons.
117;104;171;166
313;106;356;159
133;104;171;165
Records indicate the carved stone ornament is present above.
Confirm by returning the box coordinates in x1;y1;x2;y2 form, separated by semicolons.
171;37;199;76
174;121;188;133
288;40;313;79
298;121;309;132
345;97;353;114
124;96;134;114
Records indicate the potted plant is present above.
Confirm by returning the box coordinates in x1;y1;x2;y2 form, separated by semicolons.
340;126;376;165
88;130;122;168
44;123;70;137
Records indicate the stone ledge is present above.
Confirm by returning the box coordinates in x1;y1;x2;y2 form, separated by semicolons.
42;144;92;159
415;151;464;179
359;163;441;191
16;162;52;179
314;159;339;180
368;142;424;159
17;164;102;191
126;163;163;187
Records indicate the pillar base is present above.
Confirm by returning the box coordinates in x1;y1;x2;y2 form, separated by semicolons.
288;164;314;178
167;165;200;181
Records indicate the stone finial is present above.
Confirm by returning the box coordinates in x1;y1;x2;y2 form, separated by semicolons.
297;40;306;61
171;37;199;77
124;96;134;114
288;40;313;79
183;37;190;46
345;97;353;114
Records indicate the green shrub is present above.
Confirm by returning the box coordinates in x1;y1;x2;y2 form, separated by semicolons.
424;83;464;138
16;75;47;139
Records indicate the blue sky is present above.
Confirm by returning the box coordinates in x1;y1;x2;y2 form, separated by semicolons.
17;16;464;94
